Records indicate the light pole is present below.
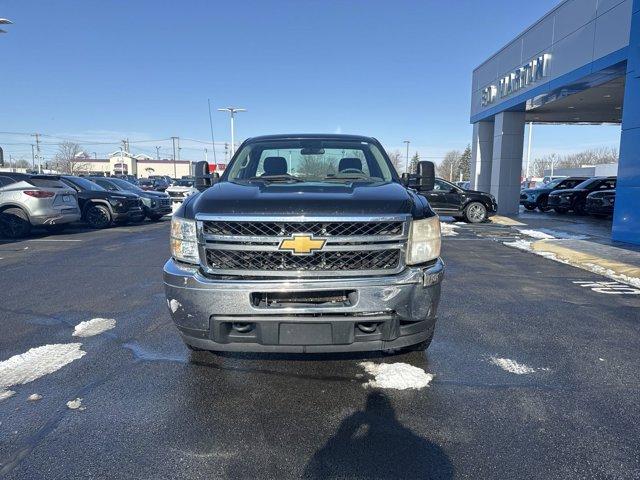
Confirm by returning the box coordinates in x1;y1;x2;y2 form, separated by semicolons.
217;107;246;155
403;140;410;173
155;146;161;160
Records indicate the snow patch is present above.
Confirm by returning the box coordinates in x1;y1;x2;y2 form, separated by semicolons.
440;223;458;237
0;390;16;401
27;393;43;401
0;343;85;399
490;357;538;375
72;318;116;337
517;229;555;240
66;397;84;410
359;362;434;390
517;228;587;240
169;299;181;313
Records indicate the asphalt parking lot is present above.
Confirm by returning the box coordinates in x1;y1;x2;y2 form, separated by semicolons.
1;219;639;479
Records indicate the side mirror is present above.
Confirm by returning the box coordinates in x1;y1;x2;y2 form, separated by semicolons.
194;161;212;192
417;161;435;192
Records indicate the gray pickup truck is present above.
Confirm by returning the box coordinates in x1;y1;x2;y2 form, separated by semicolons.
164;134;444;354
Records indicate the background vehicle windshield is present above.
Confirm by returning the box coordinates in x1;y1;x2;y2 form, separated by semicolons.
66;176;106;191
110;178;143;192
541;178;564;189
225;140;394;183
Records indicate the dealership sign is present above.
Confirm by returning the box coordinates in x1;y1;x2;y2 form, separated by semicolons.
481;53;550;107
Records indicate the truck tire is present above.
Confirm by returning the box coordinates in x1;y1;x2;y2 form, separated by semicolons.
464;202;487;223
0;207;32;238
85;204;112;229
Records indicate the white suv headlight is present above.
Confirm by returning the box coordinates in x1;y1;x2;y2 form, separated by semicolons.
406;217;441;265
170;217;199;264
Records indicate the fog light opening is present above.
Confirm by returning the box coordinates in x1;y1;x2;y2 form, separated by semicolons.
232;322;254;333
357;322;378;334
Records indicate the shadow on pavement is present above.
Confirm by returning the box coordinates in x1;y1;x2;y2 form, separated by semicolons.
303;391;453;480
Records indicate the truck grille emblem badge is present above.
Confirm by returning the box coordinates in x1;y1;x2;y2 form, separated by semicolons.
278;234;326;255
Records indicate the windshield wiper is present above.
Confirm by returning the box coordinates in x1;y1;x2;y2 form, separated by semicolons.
246;174;304;183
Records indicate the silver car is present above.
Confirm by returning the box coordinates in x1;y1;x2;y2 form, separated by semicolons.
0;172;81;238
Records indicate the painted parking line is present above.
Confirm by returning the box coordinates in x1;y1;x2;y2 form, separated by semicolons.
26;239;83;242
572;280;640;295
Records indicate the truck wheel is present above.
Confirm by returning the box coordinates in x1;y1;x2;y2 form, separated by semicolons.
0;207;32;238
85;204;112;229
464;202;487;223
554;207;568;214
524;204;536;211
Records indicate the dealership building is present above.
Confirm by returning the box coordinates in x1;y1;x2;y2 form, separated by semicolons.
470;0;639;245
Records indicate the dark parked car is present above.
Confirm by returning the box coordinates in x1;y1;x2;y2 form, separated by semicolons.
60;175;145;228
585;189;616;217
412;177;497;223
548;176;617;214
520;176;588;212
139;178;169;192
89;176;171;221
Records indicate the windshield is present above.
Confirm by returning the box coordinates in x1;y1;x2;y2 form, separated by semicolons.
65;176;106;191
541;178;564;189
225;139;394;183
110;177;142;192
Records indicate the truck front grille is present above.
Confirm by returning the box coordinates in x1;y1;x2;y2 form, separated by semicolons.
202;220;403;237
197;216;409;278
205;249;400;272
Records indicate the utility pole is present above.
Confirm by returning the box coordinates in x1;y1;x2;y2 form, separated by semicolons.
403;140;410;173
31;144;35;170
171;136;178;178
204;148;208;162
155;146;161;160
525;122;533;180
32;133;41;172
217;107;246;155
93;152;97;159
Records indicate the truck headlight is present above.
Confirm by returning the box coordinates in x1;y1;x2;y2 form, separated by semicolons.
170;217;199;264
406;217;441;265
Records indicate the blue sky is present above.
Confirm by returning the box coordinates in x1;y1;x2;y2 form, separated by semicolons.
0;0;622;165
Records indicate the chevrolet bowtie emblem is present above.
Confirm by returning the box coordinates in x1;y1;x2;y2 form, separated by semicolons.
278;234;326;255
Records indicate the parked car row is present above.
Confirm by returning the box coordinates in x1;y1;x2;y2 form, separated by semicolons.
0;173;174;238
520;176;616;217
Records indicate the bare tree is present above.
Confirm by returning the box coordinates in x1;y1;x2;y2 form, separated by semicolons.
528;147;618;177
295;155;336;178
53;142;89;174
437;150;461;181
388;150;404;174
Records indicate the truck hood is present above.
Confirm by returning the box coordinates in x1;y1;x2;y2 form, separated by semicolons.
185;180;427;217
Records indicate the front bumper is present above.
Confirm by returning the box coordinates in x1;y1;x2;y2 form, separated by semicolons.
163;258;444;353
547;195;572;208
113;207;145;221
